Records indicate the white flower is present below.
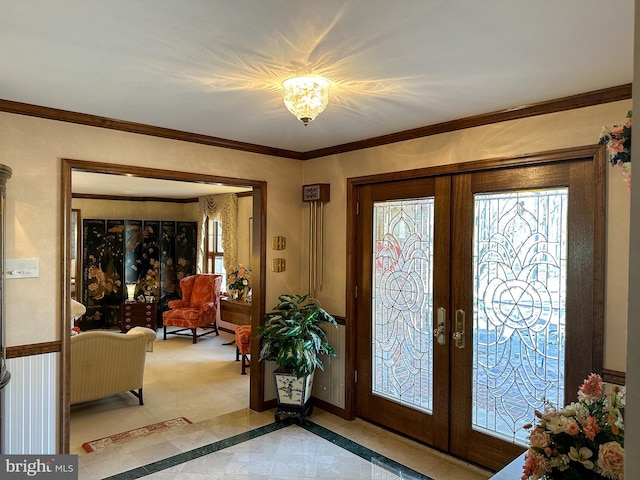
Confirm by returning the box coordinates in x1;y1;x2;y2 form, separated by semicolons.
569;446;594;470
616;387;626;409
545;414;570;434
560;402;579;417
600;125;612;138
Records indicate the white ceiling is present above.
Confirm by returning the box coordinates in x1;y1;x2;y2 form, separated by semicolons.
72;171;252;199
1;1;634;156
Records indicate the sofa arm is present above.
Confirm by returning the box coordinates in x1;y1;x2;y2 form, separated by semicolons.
127;326;157;352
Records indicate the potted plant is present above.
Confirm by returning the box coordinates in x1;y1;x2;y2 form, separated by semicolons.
258;294;337;421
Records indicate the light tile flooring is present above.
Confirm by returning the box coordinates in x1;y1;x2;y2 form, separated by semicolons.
77;408;493;480
72;329;493;480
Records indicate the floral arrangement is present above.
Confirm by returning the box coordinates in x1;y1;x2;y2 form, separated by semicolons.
599;110;632;191
521;373;625;480
227;265;250;293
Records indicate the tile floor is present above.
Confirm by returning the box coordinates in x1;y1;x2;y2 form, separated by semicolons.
77;408;493;480
72;329;494;479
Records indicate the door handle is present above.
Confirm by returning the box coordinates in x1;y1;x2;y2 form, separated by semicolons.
434;307;446;345
453;309;465;349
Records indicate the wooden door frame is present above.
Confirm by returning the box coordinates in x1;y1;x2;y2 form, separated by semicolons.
345;143;606;428
60;159;268;453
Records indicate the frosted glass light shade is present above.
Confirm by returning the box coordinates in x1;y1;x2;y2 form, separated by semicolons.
282;76;330;126
126;283;136;301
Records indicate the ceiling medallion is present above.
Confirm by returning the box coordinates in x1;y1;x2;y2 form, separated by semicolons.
282;76;330;126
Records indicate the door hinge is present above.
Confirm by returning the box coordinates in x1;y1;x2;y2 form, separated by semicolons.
354;370;358;383
356;201;359;215
355;284;358;299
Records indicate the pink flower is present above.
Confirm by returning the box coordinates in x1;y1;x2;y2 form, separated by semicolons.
529;427;550;448
598;441;624;477
581;416;601;441
563;420;580;436
521;452;539;480
608;138;626;153
579;373;603;401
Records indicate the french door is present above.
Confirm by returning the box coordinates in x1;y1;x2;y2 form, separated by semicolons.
354;149;604;470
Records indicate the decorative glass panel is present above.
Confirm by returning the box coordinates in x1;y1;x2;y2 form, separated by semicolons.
372;197;434;414
472;189;567;444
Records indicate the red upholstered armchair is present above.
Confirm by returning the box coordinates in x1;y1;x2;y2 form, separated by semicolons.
162;273;222;343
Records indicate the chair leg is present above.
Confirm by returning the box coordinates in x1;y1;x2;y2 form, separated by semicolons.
163;325;167;340
192;328;197;344
130;388;144;405
236;345;240;361
241;354;249;375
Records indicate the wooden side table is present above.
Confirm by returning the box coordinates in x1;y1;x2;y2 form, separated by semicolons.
121;302;157;332
220;298;251;325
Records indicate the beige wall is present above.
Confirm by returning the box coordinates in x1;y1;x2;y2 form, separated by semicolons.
302;100;632;373
72;198;199;221
0;112;303;347
0;100;631;371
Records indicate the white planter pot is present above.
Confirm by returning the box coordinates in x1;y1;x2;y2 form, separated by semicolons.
274;370;314;406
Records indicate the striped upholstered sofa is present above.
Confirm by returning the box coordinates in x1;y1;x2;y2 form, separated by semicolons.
70;327;156;405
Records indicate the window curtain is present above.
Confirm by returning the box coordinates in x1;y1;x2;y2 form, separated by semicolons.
197;193;238;274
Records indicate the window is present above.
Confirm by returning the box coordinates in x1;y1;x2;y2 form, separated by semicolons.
204;217;226;289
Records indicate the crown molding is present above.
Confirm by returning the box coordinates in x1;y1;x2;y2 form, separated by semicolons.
72;193;199;203
0;99;303;160
0;84;630;161
301;84;632;159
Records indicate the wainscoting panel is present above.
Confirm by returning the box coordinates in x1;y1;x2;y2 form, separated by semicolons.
312;324;346;409
4;353;58;453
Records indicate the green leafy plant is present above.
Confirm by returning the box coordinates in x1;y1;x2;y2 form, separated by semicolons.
258;294;337;378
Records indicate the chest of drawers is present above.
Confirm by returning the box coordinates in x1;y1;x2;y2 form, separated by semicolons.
121;302;157;332
220;298;251;325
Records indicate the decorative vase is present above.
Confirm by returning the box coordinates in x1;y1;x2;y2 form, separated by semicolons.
274;370;314;406
230;289;239;300
241;287;251;303
273;370;315;424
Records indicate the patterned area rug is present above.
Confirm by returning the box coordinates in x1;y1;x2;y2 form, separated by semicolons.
82;417;192;453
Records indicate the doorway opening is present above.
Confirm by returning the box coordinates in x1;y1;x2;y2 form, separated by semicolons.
61;158;267;453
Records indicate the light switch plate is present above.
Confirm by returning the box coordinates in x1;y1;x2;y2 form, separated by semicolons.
271;236;286;250
6;258;39;278
272;258;286;272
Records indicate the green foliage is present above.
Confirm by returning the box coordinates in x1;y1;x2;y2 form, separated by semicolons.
258;294;337;378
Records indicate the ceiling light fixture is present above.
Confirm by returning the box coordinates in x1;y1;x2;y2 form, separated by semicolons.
282;76;330;126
